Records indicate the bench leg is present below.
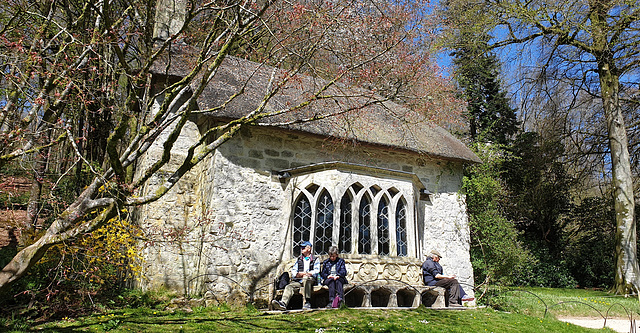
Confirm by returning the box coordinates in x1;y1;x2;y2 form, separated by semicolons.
432;288;446;308
388;293;398;307
412;293;421;308
422;287;446;308
363;289;371;307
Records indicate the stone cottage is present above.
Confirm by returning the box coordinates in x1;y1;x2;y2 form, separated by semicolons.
134;50;481;307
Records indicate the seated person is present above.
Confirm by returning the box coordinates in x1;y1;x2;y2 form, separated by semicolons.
422;249;473;307
320;246;348;308
272;240;319;310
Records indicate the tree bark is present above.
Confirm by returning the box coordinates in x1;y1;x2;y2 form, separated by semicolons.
598;60;639;294
25;143;49;234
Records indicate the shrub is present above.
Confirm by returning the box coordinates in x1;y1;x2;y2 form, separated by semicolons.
0;214;143;321
564;197;615;288
512;246;577;288
464;143;529;286
56;213;144;293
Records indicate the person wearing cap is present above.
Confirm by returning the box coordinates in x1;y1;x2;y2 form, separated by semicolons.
272;240;320;310
422;250;472;307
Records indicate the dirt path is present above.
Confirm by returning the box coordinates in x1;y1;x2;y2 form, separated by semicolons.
558;317;637;332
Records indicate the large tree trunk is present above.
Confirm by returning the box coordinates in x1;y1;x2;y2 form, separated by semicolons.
598;60;639;294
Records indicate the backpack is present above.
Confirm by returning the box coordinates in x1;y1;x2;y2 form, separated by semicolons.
275;272;290;290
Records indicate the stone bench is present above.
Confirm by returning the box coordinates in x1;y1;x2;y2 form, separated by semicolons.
271;282;445;309
269;256;446;310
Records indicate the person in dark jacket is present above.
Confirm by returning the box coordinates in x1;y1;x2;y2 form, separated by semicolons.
422;250;473;307
272;240;320;310
321;246;348;308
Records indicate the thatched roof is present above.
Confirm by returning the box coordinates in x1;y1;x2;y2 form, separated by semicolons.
152;52;481;164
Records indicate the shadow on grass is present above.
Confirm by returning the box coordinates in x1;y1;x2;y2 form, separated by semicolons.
37;313;309;332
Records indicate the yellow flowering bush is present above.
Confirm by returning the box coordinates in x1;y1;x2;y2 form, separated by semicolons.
5;213;147;318
57;215;143;289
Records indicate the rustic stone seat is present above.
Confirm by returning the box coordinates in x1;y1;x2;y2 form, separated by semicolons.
269;256;446;310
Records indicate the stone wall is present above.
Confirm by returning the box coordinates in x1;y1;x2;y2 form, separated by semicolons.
422;192;474;291
135;122;474;305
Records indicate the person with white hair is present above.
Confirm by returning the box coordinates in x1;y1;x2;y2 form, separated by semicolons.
422;250;473;307
272;240;320;310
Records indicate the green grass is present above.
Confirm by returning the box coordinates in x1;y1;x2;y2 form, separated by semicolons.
6;288;640;332
483;287;640;319
29;306;614;333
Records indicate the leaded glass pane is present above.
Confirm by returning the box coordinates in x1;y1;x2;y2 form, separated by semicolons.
293;195;312;257
315;190;334;255
358;196;371;254
339;193;352;254
378;198;390;255
396;200;408;257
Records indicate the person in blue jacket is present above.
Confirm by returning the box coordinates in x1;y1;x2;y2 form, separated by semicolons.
321;246;348;308
422;249;473;307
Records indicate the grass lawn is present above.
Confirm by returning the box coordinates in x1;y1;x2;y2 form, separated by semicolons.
28;306;613;333
484;287;639;319
6;288;639;332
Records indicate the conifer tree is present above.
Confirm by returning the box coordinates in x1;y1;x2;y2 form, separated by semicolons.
452;36;519;145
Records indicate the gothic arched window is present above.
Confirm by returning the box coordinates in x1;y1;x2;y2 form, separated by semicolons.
358;194;372;255
292;195;312;257
287;163;419;259
339;192;353;254
396;198;408;257
378;196;390;256
315;190;334;255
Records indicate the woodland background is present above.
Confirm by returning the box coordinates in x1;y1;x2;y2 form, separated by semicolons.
0;0;638;322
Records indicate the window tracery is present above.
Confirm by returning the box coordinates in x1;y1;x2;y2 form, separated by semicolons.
315;190;334;255
396;199;408;257
377;196;390;256
358;194;372;255
339;193;353;254
292;196;312;257
291;181;416;258
287;162;421;258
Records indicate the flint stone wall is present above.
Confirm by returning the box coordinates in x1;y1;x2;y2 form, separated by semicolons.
135;122;474;305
